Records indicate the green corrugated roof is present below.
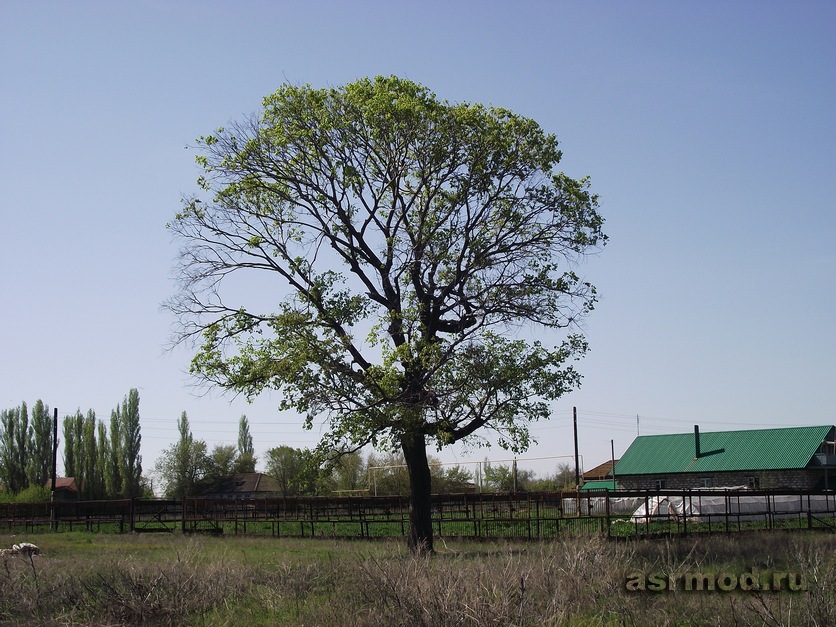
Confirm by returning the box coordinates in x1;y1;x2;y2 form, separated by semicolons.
580;480;618;492
614;425;834;475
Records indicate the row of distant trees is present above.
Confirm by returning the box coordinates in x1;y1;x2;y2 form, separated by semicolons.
150;408;579;499
3;394;577;501
153;416;579;498
0;400;54;498
155;422;575;498
2;392;264;502
260;450;578;498
0;389;145;501
62;388;145;499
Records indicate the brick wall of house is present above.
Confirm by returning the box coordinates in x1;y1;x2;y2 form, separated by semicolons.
616;469;823;491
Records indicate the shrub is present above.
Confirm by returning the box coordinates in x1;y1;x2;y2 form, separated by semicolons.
14;485;52;503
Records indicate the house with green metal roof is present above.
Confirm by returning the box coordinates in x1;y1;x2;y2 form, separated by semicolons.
614;425;836;491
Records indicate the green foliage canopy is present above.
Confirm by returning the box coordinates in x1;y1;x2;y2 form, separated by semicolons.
235;414;257;473
169;76;605;459
154;411;208;499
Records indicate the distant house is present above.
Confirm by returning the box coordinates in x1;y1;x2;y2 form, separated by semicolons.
580;459;619;491
51;477;79;501
196;473;281;499
615;425;836;491
583;459;618;481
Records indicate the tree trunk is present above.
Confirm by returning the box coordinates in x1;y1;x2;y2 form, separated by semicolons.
402;432;434;554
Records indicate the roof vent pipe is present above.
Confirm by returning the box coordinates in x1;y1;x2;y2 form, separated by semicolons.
694;425;701;459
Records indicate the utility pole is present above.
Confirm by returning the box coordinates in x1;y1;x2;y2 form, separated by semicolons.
51;407;59;531
50;407;58;494
611;439;616;488
573;407;580;489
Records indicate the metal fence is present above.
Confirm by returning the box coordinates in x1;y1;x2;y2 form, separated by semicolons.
1;490;834;539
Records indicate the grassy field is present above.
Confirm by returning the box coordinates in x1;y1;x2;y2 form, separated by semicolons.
0;530;833;625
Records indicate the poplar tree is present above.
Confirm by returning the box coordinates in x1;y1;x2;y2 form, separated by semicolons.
106;407;123;498
120;388;142;497
62;413;77;480
27;400;52;487
0;406;29;493
81;410;101;499
62;410;87;494
235;414;256;473
97;421;110;498
14;402;31;492
72;410;84;491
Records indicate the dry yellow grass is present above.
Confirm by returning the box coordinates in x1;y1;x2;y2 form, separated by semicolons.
0;531;832;625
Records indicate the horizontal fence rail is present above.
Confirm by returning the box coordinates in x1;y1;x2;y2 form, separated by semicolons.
1;490;834;540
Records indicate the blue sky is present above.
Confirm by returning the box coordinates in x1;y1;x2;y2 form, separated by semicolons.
2;1;834;481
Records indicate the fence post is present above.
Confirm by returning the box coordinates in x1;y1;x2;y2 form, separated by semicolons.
473;494;479;538
535;497;541;539
605;491;611;539
527;496;532;540
724;491;730;534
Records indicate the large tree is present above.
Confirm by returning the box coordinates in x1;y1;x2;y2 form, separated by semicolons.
206;444;237;480
154;411;207;499
265;446;318;497
168;76;604;552
326;450;366;493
